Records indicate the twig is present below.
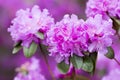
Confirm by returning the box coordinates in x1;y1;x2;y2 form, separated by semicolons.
39;44;56;80
114;58;120;65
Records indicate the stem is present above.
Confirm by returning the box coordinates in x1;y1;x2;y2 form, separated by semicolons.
114;58;120;65
39;44;56;80
72;67;76;80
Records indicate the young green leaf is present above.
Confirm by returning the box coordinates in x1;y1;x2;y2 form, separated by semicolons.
89;52;97;74
36;32;44;39
23;42;38;58
81;56;94;72
105;47;114;59
12;41;22;54
111;17;120;33
39;44;49;55
57;61;70;74
12;46;22;54
70;55;83;69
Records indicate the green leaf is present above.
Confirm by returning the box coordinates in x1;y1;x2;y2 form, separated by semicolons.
23;42;38;58
57;61;70;74
105;47;114;59
12;46;22;54
90;52;97;62
36;32;44;39
39;44;49;55
81;56;94;72
111;17;120;33
89;52;97;74
12;41;22;54
70;55;83;69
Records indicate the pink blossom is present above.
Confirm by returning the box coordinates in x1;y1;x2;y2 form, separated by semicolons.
85;14;115;54
8;5;54;47
86;0;120;18
14;57;46;80
46;14;115;62
46;14;88;62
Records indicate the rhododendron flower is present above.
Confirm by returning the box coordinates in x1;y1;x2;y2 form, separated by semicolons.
46;14;88;62
85;14;115;54
14;57;46;80
86;0;120;18
102;68;120;80
8;5;54;47
46;14;115;62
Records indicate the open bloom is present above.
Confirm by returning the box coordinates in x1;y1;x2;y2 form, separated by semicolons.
8;5;54;47
46;14;115;62
86;0;120;18
46;14;88;62
85;14;115;54
14;57;46;80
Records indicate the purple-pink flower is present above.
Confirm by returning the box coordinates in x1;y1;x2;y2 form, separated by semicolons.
85;14;115;54
46;14;88;62
86;0;120;18
14;57;46;80
8;5;54;47
46;14;115;62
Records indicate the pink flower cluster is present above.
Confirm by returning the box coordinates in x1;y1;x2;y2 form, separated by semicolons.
46;14;88;62
46;14;115;62
8;5;115;63
14;57;46;80
8;5;54;47
85;14;115;54
86;0;120;18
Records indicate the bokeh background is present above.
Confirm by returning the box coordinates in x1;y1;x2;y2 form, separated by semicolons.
0;0;87;80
